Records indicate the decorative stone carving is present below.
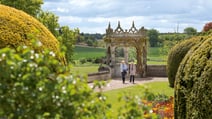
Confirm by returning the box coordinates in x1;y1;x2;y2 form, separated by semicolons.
104;21;147;77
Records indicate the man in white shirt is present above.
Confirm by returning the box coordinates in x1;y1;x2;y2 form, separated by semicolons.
120;60;128;84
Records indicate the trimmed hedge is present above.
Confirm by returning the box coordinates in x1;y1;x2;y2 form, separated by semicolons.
167;36;204;88
0;4;65;64
174;36;212;119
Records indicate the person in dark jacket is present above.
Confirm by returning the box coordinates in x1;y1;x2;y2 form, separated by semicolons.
120;60;128;84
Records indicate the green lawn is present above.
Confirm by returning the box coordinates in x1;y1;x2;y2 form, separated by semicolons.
73;46;106;60
103;81;173;117
72;46;168;74
73;46;167;65
147;47;167;65
72;64;99;75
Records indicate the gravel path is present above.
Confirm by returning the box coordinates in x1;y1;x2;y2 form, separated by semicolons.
89;77;168;92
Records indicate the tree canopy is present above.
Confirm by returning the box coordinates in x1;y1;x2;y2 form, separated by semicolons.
183;27;197;35
0;0;43;17
147;29;160;47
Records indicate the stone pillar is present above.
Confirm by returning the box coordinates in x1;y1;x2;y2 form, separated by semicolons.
111;46;116;67
124;47;128;63
106;44;110;65
110;45;116;77
142;41;147;77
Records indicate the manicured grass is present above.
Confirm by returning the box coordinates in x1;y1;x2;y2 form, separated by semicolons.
73;46;106;60
103;81;173;117
73;46;168;65
147;47;167;65
147;61;167;65
72;64;99;75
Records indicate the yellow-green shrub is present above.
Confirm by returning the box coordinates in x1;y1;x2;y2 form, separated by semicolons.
174;36;212;119
167;36;204;88
0;4;65;63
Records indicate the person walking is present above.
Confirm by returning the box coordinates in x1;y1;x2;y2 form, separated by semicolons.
120;60;128;84
129;61;136;84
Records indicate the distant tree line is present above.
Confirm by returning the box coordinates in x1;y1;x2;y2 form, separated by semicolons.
77;33;104;47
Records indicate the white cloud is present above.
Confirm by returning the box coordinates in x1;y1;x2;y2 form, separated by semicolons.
68;0;93;7
42;0;212;33
52;7;69;13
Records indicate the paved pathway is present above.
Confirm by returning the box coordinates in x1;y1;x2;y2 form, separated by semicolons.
89;77;168;92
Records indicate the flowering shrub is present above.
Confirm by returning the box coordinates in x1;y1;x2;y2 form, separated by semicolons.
0;42;174;119
0;45;111;118
143;96;174;119
117;89;174;119
203;22;212;32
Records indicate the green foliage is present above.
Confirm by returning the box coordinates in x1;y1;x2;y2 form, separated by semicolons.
77;33;104;47
104;82;174;117
58;26;79;63
128;47;136;62
0;44;174;118
118;94;144;118
0;45;112;118
0;0;43;17
36;8;78;63
167;37;203;88
159;40;177;56
183;27;197;36
159;33;187;41
37;11;60;37
147;29;160;47
174;35;212;119
0;4;65;63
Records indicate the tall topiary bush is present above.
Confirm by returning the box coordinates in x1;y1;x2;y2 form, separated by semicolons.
167;36;204;88
0;4;65;64
174;36;212;119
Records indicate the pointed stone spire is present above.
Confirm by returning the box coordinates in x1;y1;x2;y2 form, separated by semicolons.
108;22;111;29
118;21;121;27
132;21;135;27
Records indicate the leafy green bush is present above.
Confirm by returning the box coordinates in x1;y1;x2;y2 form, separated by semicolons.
167;36;204;88
0;45;111;118
174;36;212;119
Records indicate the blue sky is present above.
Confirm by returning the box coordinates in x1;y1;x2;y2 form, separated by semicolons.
42;0;212;33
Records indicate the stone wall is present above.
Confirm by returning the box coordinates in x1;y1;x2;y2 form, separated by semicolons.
146;65;167;77
87;65;167;82
111;64;167;78
87;71;111;83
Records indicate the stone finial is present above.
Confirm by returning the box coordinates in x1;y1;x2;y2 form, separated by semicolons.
114;21;124;33
108;22;111;29
129;21;138;33
132;21;135;27
118;21;121;27
106;22;113;35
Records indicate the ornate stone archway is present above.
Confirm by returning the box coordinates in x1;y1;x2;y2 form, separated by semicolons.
104;21;147;77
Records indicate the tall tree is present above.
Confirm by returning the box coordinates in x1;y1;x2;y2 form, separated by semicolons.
0;0;43;17
148;29;159;47
37;11;60;37
183;27;197;35
59;26;79;62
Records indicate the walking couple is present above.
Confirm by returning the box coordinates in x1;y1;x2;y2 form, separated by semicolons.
120;60;136;84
